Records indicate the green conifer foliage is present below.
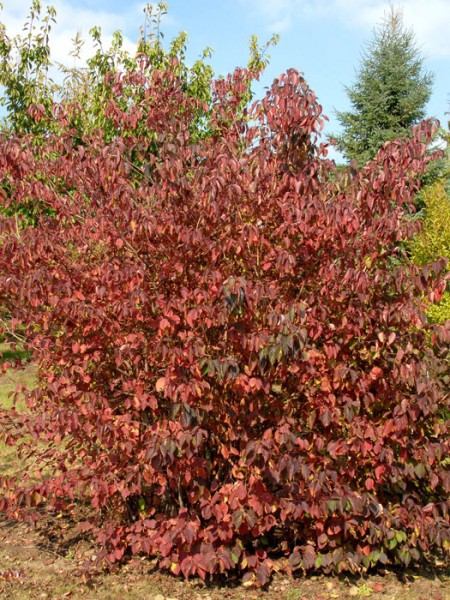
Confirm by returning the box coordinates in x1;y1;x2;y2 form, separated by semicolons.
333;6;433;166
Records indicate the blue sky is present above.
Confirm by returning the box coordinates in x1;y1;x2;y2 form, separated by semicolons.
2;0;449;162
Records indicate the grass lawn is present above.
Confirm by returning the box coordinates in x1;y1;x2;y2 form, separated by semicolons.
0;361;448;600
0;341;36;478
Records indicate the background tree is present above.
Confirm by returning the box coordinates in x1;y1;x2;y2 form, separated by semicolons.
0;1;277;226
0;1;277;140
0;0;57;135
0;1;214;139
333;5;434;166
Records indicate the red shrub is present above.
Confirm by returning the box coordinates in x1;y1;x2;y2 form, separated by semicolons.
0;63;448;584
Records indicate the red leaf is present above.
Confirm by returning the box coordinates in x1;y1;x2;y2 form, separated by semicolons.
159;318;170;331
370;367;382;380
155;377;166;392
365;478;375;491
114;547;124;561
375;465;385;480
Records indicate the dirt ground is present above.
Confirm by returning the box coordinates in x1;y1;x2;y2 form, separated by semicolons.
0;507;448;600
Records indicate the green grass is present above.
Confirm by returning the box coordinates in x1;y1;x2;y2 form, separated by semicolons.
0;339;35;405
0;335;32;362
0;367;35;410
0;352;36;477
0;346;30;364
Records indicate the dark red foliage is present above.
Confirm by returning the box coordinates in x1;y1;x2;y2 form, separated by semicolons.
0;63;448;584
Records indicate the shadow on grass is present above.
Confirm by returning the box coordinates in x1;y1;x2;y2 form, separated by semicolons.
0;340;31;365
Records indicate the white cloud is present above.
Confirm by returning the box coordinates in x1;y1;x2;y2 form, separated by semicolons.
241;0;450;57
240;0;327;33
338;0;450;58
397;1;450;58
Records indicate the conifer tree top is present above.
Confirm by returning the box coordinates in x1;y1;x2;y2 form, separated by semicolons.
333;6;434;166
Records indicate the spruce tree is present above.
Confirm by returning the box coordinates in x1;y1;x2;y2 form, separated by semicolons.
333;6;434;165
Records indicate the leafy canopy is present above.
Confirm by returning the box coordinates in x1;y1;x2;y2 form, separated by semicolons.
0;54;448;584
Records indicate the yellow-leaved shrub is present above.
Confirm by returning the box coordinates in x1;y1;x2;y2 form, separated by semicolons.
411;177;450;323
